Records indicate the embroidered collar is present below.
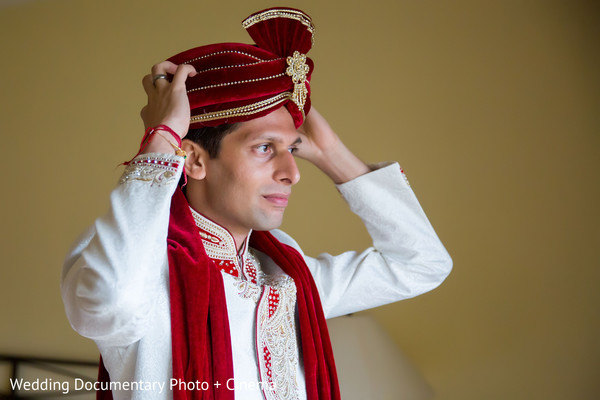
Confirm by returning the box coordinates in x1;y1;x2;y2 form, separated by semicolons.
189;207;257;282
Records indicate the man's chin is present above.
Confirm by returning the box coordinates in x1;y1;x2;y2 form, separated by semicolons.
252;213;285;232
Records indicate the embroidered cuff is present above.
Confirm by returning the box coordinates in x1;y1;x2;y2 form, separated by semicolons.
119;153;184;187
366;161;410;187
336;161;410;194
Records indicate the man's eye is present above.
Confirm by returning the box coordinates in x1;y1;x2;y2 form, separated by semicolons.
288;147;298;154
257;144;270;153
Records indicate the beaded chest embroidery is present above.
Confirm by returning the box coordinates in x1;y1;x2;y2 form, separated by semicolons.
190;208;300;400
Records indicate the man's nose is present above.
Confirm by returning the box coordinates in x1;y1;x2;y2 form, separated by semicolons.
274;151;300;185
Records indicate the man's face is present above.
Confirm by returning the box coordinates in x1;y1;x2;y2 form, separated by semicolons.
198;107;301;239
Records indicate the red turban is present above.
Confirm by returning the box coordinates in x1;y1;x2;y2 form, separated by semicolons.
168;7;315;129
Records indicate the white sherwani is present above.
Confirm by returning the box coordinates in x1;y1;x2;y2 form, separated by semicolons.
61;153;452;400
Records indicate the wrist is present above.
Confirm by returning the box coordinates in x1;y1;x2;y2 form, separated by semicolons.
313;140;370;184
124;125;186;166
143;127;186;158
143;134;177;156
156;120;186;140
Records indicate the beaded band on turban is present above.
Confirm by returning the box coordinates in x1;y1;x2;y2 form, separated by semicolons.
167;7;315;129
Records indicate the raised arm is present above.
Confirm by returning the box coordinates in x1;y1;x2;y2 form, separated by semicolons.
282;107;452;318
295;107;371;183
61;62;196;346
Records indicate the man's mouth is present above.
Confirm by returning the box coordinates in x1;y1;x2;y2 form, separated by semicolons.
263;193;290;207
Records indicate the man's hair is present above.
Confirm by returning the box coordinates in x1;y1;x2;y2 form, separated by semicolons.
185;123;238;158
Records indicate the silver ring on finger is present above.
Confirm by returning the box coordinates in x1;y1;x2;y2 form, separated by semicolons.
152;74;168;86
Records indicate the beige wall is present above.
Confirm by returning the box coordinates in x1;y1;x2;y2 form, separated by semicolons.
1;0;598;399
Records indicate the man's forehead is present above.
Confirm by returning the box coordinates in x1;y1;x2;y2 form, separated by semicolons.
243;131;302;144
234;122;300;143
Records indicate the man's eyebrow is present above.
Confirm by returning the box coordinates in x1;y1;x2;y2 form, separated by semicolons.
253;135;302;145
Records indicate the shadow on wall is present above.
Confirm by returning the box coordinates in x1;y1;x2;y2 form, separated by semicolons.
328;314;433;400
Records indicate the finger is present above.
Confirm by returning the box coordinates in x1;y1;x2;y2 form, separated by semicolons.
151;60;178;76
151;61;178;89
171;63;197;87
152;74;170;89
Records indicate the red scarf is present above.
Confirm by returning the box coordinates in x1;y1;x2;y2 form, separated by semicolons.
98;187;339;399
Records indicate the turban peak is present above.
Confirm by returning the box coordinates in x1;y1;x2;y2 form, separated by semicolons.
167;7;315;129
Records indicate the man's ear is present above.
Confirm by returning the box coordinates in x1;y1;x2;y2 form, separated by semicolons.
182;139;208;180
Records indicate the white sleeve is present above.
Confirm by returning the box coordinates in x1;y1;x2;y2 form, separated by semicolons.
60;153;184;346
273;162;452;319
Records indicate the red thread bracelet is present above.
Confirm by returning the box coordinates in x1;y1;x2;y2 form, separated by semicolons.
123;125;184;165
153;125;183;147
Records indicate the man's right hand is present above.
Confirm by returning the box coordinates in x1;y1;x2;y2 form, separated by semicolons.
140;61;197;141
